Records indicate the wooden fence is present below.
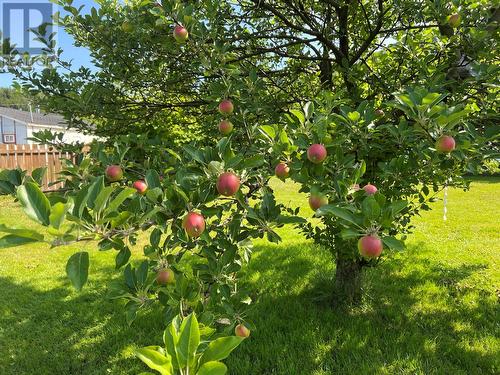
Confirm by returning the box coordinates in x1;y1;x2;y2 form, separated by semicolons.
0;144;73;191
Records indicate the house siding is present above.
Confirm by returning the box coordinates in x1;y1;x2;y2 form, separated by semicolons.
0;115;28;144
0;109;95;145
16;122;28;143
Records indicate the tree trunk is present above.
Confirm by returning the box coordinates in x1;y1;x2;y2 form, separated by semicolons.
333;257;363;307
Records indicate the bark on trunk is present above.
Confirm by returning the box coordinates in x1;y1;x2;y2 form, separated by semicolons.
333;257;363;307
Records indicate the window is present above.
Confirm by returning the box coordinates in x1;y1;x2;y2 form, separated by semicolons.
2;134;16;144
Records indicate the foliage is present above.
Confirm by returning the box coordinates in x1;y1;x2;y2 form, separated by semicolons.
0;133;302;330
0;87;32;110
135;312;245;375
480;158;500;175
0;167;47;195
265;87;487;260
3;0;498;146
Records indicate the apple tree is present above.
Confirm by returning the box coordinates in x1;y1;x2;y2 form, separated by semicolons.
264;86;491;304
2;0;498;311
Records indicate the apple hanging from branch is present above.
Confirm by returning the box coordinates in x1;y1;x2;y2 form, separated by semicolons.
358;235;383;258
309;193;328;211
235;324;250;338
156;268;175;285
182;212;206;238
173;25;188;42
217;172;241;196
105;165;123;182
307;144;327;164
132;180;148;195
218;99;234;115
218;120;233;135
363;183;378;195
275;162;290;180
436;135;456;153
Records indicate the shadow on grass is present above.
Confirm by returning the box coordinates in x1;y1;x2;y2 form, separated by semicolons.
0;240;497;375
227;241;499;375
465;175;500;184
0;269;163;375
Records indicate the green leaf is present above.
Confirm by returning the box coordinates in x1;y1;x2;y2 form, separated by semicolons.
31;167;47;185
183;144;205;164
0;224;44;241
279;129;290;145
303;102;314;119
66;251;89;291
125;301;139;326
146;170;162;189
196;361;227;375
104;187;136;215
289;109;305;124
340;228;361;239
382;236;405;251
258;125;276;140
241;154;265;169
73;184;90;218
390;200;407;216
115;247;131;269
163;319;180;369
177;313;200;368
49;200;72;229
347;111;360;122
172;184;189;203
16;183;51;225
315;205;358;225
93;186;115;215
422;92;446;106
199;336;244;365
0;234;39;248
85;176;105;210
0;180;15;195
362;196;381;220
135;346;173;375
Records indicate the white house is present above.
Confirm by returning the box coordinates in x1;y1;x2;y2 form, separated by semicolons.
0;107;94;144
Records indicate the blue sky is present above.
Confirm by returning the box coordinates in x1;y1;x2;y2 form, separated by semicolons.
0;0;96;87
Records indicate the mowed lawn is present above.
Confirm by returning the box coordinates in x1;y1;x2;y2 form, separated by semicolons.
0;177;498;375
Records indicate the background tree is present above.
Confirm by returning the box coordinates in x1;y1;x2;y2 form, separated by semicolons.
0;87;33;110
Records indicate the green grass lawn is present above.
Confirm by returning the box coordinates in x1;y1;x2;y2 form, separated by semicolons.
0;177;499;374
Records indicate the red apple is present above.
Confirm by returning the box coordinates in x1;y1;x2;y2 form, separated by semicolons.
448;13;461;28
307;144;327;164
363;183;377;195
216;172;240;196
132;180;148;195
218;99;234;115
275;162;290;179
435;135;456;153
358;235;383;258
219;120;233;135
235;324;250;338
105;165;123;182
173;25;188;42
156;268;175;285
309;193;328;211
182;212;206;238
